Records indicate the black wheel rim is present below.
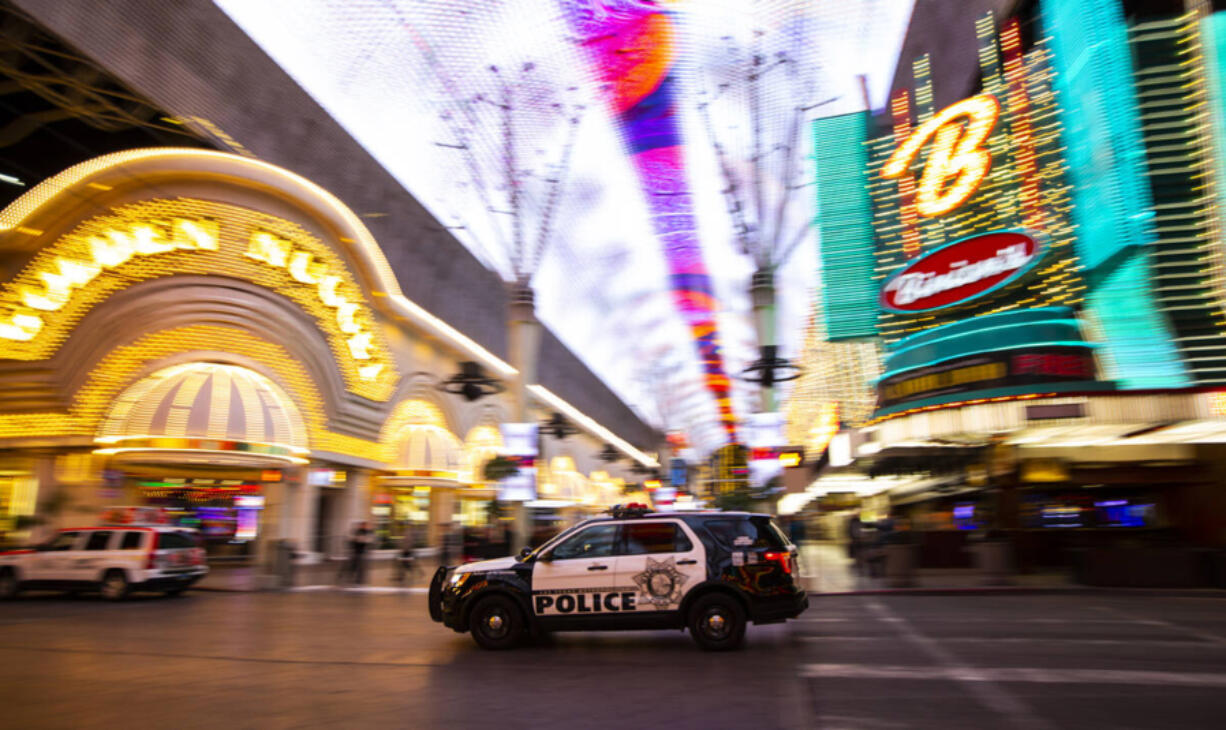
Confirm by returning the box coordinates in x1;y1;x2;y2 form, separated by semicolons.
700;607;731;641
480;606;509;640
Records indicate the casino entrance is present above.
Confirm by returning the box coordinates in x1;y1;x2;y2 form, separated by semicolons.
93;361;310;559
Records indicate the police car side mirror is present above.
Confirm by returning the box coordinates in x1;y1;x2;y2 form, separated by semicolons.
519;547;536;561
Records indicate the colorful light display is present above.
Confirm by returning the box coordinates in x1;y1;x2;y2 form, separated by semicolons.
867;14;1085;348
559;0;737;440
1041;0;1193;389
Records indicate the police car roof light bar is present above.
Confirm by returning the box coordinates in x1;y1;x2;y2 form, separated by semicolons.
607;503;653;519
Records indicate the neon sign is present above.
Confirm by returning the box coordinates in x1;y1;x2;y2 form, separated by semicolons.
880;230;1044;313
881;94;1000;218
244;231;381;377
1;218;219;341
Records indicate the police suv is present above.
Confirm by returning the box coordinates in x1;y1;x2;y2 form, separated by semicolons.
428;505;808;651
0;522;208;601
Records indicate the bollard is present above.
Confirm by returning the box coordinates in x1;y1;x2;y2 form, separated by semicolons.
971;540;1014;586
883;544;917;588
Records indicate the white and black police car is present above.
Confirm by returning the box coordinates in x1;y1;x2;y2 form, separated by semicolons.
428;504;808;651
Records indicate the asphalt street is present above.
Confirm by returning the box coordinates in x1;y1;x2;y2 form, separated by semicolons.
1;589;1224;729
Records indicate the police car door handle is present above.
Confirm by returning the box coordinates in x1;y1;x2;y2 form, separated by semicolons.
677;559;697;565
587;564;609;571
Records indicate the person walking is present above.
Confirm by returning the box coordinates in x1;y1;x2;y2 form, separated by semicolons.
395;523;419;586
339;520;373;585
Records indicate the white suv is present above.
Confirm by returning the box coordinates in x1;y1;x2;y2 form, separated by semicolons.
0;525;208;600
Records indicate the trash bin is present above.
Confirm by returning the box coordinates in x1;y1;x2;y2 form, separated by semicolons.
883;544;916;588
274;539;297;589
971;540;1014;586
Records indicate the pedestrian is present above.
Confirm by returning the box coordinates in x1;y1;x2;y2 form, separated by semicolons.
339;520;373;584
395;524;418;585
847;514;863;564
440;522;462;566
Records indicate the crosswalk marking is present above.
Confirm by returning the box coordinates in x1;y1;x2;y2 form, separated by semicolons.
801;663;1226;688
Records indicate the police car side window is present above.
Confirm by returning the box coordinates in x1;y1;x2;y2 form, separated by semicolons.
705;518;785;549
84;531;113;551
158;532;196;550
550;524;619;560
620;522;692;555
120;531;144;550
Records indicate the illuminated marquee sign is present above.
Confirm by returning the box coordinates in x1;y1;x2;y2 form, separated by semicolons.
880;230;1044;313
0;200;394;399
244;231;381;376
0;218;219;341
877;347;1097;408
881;94;1000;218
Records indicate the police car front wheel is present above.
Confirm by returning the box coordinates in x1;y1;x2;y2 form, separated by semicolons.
469;595;525;650
688;594;746;651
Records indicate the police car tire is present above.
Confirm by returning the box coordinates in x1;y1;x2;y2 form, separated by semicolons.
469;595;524;651
100;570;130;602
0;568;18;600
688;593;746;651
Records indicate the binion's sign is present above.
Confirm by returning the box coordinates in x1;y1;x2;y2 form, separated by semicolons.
880;230;1045;313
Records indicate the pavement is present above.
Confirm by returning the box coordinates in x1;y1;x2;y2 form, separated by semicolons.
797;542;1076;594
2;588;1225;728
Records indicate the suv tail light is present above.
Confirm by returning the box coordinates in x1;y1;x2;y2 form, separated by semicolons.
763;551;793;575
145;532;160;570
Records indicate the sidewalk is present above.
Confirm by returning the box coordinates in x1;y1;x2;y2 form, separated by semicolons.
196;556;442;592
797;542;1074;595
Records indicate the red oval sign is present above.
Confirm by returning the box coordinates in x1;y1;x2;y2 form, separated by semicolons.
880;230;1044;313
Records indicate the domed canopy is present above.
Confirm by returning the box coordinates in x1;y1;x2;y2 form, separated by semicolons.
96;362;309;464
391;424;462;478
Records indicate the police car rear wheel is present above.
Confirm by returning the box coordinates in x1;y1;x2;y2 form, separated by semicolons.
101;570;130;601
689;594;746;651
469;595;523;650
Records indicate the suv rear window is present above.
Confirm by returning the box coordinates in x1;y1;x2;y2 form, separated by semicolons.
704;517;788;550
157;532;196;550
120;532;145;550
621;522;693;555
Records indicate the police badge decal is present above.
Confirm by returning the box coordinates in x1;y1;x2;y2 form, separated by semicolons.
632;556;689;608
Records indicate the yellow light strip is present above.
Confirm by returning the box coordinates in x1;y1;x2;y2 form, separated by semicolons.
527;385;658;468
91;446;309;465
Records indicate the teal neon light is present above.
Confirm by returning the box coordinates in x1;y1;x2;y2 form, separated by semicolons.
813;112;876;340
1042;0;1191;389
1086;253;1193;389
888;307;1077;350
1042;0;1156;272
881;307;1091;380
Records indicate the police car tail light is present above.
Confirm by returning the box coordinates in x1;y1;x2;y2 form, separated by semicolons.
764;551;792;575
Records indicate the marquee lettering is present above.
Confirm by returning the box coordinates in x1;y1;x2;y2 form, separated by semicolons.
245;231;383;380
0;218;219;342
